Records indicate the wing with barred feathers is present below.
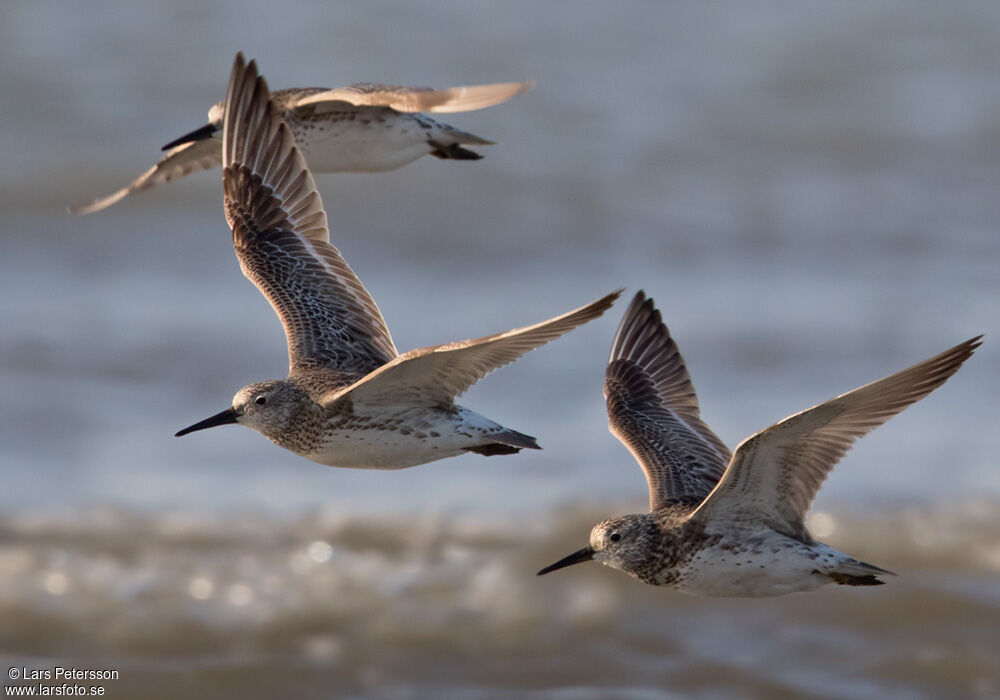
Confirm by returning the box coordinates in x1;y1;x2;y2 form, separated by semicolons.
605;292;731;511
222;52;398;376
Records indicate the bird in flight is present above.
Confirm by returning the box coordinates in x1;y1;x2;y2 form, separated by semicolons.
175;53;615;470
538;291;980;596
70;70;533;215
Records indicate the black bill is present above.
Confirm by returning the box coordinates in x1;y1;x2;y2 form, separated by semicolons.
175;407;239;437
537;546;595;576
162;123;219;151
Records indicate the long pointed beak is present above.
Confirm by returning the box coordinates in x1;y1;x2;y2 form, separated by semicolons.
162;123;219;151
175;408;239;437
537;546;595;576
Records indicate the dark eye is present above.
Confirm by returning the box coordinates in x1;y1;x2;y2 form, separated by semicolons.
255;396;267;405
609;533;622;542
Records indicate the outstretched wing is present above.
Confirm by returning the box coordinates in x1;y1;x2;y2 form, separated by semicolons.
605;292;730;511
222;52;397;376
291;80;535;113
330;291;621;407
691;337;981;536
69;139;221;215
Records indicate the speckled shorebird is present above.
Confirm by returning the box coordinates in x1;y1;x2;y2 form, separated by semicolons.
69;69;533;215
538;291;980;596
174;53;617;469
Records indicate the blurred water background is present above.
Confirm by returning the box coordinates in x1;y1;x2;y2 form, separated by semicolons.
1;2;998;698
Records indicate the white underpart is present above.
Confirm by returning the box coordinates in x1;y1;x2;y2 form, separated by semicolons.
290;114;446;173
675;534;853;597
300;406;508;470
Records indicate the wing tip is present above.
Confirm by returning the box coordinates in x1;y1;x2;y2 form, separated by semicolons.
424;78;537;113
223;50;269;168
951;334;983;366
568;288;624;328
558;288;624;327
609;289;675;367
502;79;537;100
963;334;984;353
919;334;983;386
67;189;127;216
598;287;626;311
223;51;326;237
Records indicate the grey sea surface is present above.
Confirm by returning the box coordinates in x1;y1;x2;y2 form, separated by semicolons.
1;2;999;698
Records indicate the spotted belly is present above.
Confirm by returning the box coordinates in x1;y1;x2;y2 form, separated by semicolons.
291;113;434;172
295;406;502;470
301;426;471;469
670;536;842;597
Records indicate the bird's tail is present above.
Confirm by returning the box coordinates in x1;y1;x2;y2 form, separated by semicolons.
492;427;541;450
464;428;541;456
427;124;494;159
436;120;497;146
824;558;895;586
428;141;485;160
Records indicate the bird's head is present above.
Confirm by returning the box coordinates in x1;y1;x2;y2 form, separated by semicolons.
207;101;225;127
175;380;302;440
159;102;224;151
538;513;656;577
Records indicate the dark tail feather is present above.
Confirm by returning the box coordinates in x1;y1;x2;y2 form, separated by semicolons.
821;558;895;586
493;428;540;450
464;443;522;457
827;572;886;587
428;141;483;161
464;428;541;456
